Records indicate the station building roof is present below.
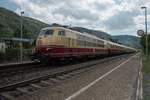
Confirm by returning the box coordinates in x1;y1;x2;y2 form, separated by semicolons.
0;37;34;43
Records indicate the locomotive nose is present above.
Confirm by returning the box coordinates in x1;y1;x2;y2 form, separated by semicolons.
37;39;43;45
36;36;44;46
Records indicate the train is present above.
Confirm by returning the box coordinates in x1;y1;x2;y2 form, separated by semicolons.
31;26;136;63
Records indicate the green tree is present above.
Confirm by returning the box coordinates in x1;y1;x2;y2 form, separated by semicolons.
140;34;150;55
13;28;20;37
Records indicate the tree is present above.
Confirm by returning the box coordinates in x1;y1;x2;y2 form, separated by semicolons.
140;34;150;55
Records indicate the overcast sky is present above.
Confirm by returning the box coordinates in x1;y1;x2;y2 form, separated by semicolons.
0;0;150;36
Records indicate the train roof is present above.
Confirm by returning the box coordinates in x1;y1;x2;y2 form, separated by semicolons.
42;26;105;41
107;41;135;50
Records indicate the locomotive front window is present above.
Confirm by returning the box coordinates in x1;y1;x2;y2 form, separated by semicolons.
45;30;54;35
39;29;54;35
58;30;65;36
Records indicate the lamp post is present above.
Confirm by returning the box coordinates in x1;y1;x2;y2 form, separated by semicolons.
20;11;24;62
141;6;148;57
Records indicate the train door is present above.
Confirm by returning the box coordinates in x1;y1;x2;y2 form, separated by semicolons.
104;41;110;55
68;38;71;47
70;38;74;48
68;38;74;48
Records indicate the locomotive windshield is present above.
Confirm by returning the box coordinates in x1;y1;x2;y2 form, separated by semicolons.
58;30;65;36
39;29;54;36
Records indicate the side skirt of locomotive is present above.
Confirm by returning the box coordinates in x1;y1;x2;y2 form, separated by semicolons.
31;46;133;64
31;47;109;64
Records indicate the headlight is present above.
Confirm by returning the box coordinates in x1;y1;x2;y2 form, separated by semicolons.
37;40;42;45
46;48;51;51
32;48;36;53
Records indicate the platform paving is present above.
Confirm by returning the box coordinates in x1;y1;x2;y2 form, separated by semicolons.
16;54;140;100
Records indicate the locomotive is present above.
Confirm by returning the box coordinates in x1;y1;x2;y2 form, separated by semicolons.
31;27;136;63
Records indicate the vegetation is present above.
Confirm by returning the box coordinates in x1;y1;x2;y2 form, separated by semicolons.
140;34;150;55
140;34;150;100
139;35;150;74
142;56;150;74
0;48;32;62
0;7;49;38
142;55;150;100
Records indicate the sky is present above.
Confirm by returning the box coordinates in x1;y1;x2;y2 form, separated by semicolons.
0;0;150;36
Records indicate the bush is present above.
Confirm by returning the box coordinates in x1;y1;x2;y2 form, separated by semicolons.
1;48;32;61
5;48;20;60
0;52;5;62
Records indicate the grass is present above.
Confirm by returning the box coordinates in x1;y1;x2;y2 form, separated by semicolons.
142;56;150;74
142;55;150;100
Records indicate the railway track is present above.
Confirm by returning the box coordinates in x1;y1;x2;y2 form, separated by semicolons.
0;61;41;72
0;54;133;100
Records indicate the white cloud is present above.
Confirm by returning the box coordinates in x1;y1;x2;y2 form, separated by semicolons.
10;0;150;36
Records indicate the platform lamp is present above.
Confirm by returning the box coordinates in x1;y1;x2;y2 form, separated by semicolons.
141;6;148;58
20;11;24;62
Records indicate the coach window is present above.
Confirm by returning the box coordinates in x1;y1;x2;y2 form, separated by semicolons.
58;30;65;36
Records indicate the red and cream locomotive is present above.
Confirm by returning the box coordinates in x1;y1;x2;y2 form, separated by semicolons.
31;27;136;63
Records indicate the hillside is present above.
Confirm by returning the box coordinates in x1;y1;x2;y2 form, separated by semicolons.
0;7;49;38
112;35;141;48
